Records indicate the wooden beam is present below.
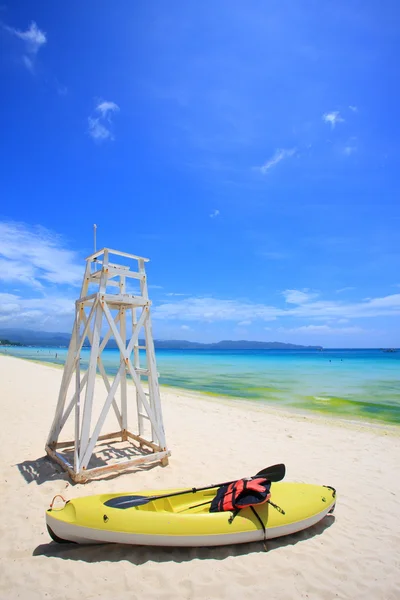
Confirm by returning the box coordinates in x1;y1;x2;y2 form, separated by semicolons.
79;300;103;456
80;362;125;468
80;450;170;480
85;247;149;262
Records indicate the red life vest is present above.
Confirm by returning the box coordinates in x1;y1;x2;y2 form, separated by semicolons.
210;477;271;513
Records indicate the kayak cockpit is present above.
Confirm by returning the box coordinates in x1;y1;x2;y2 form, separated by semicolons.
101;490;217;514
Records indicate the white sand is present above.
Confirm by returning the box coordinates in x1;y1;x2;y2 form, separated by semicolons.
0;354;399;600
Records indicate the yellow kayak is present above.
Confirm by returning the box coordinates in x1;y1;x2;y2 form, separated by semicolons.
46;482;336;547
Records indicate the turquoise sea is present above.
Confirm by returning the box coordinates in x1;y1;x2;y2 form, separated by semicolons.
1;346;399;425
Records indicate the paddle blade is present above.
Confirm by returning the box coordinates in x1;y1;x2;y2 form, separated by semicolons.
104;495;149;509
256;463;285;482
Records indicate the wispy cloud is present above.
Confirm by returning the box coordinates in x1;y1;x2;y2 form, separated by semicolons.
153;290;400;323
0;291;75;329
154;297;276;322
88;100;120;142
96;101;120;117
6;21;46;53
210;209;220;218
88;119;113;141
56;83;68;96
0;221;82;287
279;324;364;335
5;21;47;71
343;141;357;156
349;105;358;112
0;222;84;330
282;289;318;304
259;148;296;173
238;320;252;326
336;287;355;294
166;292;187;297
322;111;344;128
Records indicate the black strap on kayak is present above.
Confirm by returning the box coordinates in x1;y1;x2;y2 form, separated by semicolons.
268;499;286;515
228;506;268;551
250;506;268;552
228;508;241;524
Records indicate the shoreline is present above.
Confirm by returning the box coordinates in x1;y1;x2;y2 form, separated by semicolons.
1;352;399;434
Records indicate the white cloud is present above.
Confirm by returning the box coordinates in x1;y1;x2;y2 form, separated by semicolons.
0;258;42;289
88;118;113;141
0;223;84;330
0;222;82;287
238;320;252;326
166;292;186;297
343;145;356;156
5;21;47;71
181;325;191;331
153;290;400;323
210;209;220;218
154;297;278;322
336;287;355;294
280;324;364;335
259;148;296;173
282;289;318;304
22;55;34;72
88;100;120;142
96;101;120;117
343;137;357;156
0;291;75;329
322;111;344;128
7;21;46;53
349;105;358;112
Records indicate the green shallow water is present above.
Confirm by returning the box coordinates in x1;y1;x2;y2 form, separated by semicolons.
1;346;399;425
299;394;400;424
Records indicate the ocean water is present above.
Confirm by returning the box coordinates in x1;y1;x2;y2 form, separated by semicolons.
1;346;399;425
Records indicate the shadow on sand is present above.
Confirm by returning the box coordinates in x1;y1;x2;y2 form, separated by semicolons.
33;515;335;564
16;455;68;485
16;449;161;487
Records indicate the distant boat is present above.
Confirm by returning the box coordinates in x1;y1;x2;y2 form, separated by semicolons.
382;348;397;353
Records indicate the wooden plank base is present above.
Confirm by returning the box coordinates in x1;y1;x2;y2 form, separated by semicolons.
46;431;170;483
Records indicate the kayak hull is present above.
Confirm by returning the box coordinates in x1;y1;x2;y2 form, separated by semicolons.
46;482;336;547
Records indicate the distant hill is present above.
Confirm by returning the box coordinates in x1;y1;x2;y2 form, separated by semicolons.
0;328;73;347
152;339;322;350
0;328;322;350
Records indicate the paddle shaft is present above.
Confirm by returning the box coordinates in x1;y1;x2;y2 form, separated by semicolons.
142;464;284;504
108;464;285;508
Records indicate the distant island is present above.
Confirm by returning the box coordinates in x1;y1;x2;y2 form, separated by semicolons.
152;339;322;350
0;328;322;350
0;339;23;347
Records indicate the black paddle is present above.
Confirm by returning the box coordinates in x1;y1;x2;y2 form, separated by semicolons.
104;463;286;509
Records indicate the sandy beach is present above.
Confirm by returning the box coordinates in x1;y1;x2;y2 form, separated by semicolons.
0;354;399;600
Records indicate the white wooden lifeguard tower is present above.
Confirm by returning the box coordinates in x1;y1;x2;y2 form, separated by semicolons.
46;247;170;482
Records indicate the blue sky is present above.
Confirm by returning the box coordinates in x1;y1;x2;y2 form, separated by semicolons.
0;1;399;347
